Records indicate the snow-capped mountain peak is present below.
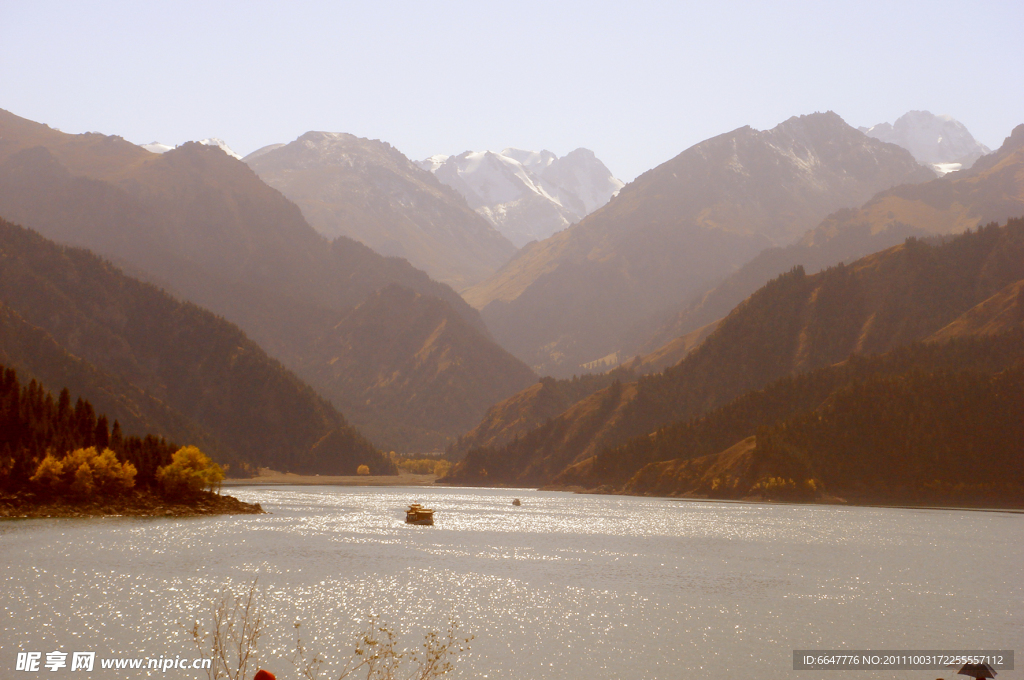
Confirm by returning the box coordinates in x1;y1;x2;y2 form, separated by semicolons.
417;147;623;247
860;110;990;175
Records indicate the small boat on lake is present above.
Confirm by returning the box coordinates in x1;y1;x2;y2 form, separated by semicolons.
405;503;434;525
512;498;521;506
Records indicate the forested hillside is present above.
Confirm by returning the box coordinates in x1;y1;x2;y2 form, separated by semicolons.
445;218;1024;488
446;368;636;459
577;331;1024;497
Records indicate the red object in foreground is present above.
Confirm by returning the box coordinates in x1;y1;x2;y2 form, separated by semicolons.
254;671;276;680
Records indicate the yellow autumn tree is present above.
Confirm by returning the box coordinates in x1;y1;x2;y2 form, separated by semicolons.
30;447;137;498
356;464;370;475
156;446;224;498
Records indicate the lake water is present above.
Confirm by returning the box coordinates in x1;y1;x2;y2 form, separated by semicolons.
1;486;1021;679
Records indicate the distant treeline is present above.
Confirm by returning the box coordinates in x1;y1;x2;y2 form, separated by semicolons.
612;331;1024;502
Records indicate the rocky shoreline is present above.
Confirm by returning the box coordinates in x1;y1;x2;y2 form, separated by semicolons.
0;489;264;518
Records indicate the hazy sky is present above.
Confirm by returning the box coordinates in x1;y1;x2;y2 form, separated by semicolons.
1;0;1021;181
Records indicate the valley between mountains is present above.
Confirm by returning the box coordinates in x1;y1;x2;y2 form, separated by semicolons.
1;106;1020;508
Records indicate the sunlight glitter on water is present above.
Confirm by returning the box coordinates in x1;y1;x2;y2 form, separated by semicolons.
1;486;1021;679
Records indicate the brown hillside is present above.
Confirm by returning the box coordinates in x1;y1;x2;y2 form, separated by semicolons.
0;218;389;474
447;368;638;459
927;279;1024;342
622;436;757;498
450;318;716;460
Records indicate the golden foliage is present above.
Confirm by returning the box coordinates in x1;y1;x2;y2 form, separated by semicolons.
156;446;224;498
356;465;370;476
30;447;137;498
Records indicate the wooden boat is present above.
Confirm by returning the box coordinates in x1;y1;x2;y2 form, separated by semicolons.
405;503;434;525
512;498;521;506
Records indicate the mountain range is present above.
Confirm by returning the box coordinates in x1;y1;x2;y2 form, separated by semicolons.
245;132;517;290
0;108;535;452
463;112;934;376
416;148;624;248
634;123;1024;358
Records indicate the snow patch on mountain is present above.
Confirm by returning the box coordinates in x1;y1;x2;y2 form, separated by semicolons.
859;111;990;175
141;142;173;154
199;138;242;159
417;148;623;247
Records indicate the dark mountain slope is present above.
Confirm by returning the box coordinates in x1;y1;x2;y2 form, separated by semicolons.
927;279;1024;341
622;333;1024;506
638;123;1024;354
445;218;1024;487
0;301;222;458
580;329;1024;493
465;112;933;376
446;368;636;459
304;285;537;451
447;320;718;460
0;218;389;474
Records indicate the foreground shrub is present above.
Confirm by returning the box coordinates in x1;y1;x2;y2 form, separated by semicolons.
156;446;224;498
190;579;472;680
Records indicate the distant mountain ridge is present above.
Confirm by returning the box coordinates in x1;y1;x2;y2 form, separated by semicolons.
464;112;934;376
141;137;242;158
245;131;517;290
417;147;624;247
